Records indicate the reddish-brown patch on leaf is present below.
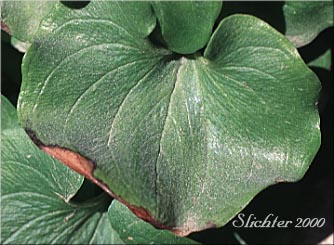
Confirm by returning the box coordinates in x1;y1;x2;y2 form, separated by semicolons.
25;129;213;236
41;145;177;232
1;22;11;35
172;220;217;236
25;129;180;234
41;145;95;180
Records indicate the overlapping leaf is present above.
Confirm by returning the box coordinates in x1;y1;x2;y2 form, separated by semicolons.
10;37;30;53
151;1;222;54
1;95;122;244
2;93;197;244
283;1;333;47
18;1;321;235
108;202;197;244
1;1;56;43
308;49;332;71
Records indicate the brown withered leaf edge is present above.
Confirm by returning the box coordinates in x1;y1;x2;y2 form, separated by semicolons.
25;129;197;236
1;21;11;35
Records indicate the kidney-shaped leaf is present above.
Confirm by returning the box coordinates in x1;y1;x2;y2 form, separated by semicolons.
18;1;321;236
1;95;122;244
151;1;222;54
283;1;333;47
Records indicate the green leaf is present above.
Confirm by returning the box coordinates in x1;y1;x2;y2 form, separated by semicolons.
1;95;122;244
308;49;332;71
109;201;198;244
1;95;19;130
18;0;321;235
10;37;30;53
283;1;334;47
152;1;222;54
0;1;56;42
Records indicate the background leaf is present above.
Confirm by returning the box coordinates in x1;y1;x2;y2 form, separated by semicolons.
18;1;321;236
283;1;333;47
215;2;285;35
109;201;198;244
308;49;332;71
1;95;19;129
0;1;56;43
10;37;30;53
1;95;122;244
151;1;222;54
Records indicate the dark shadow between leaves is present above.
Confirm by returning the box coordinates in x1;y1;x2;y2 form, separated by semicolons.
71;178;111;210
298;27;333;64
1;31;23;106
61;1;90;9
217;1;286;34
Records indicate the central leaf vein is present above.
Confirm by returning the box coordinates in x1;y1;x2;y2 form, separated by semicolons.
106;61;163;147
154;58;184;210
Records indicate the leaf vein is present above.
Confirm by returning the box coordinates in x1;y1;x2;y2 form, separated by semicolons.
63;57;154;138
32;42;140;115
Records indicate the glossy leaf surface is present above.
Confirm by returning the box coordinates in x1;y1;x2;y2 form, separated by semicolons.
18;1;321;235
